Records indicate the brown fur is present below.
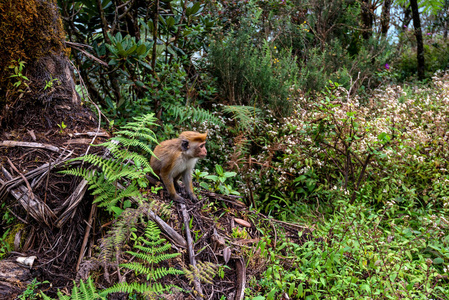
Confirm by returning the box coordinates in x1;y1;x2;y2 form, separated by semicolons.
150;131;207;201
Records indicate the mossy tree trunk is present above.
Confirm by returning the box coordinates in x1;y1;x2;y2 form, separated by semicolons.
0;0;79;128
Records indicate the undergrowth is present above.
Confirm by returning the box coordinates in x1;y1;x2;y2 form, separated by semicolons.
240;72;449;299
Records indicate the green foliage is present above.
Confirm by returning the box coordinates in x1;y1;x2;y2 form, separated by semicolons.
8;59;29;90
0;229;11;259
0;202;15;259
163;102;224;128
19;279;49;300
298;37;392;92
60;0;216;123
102;221;184;298
222;105;264;133
60;113;158;213
248;74;449;217
197;165;240;196
208;30;298;116
106;32;153;69
57;121;66;134
396;33;449;80
41;277;105;300
246;198;449;299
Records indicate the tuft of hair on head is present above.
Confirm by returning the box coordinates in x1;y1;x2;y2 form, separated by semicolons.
179;131;207;143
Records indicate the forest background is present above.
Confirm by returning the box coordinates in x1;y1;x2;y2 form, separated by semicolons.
1;0;449;299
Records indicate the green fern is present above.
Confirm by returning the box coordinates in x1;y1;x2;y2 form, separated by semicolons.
102;220;184;298
60;113;158;213
41;277;105;300
99;202;172;266
164;102;224;127
222;105;264;132
183;261;217;285
101;282;179;296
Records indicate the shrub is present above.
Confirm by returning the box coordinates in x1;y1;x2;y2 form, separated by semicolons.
395;32;449;80
207;30;298;117
246;72;449;214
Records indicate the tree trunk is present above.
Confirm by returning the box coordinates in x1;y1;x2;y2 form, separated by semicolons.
380;0;392;35
402;5;412;31
410;0;425;80
0;0;81;128
360;0;373;39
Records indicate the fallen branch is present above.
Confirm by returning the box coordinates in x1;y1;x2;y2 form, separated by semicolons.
55;179;89;227
76;204;97;272
180;201;203;298
73;132;110;137
115;182;187;248
147;210;187;248
202;191;246;208
0;141;62;153
2;167;56;226
234;257;246;300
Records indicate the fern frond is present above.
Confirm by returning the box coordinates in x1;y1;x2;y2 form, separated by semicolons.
59;168;95;181
101;219;184;297
222;105;264;131
119;263;183;280
164;102;224;127
106;146;152;169
101;282;180;296
183;261;217;285
41;277;105;300
136;239;171;251
97;183;142;211
126;249;180;264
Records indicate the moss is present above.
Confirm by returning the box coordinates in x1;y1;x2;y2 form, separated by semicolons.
0;0;68;105
1;223;25;258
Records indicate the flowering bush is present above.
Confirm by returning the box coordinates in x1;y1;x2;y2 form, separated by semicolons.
246;72;449;212
242;73;449;299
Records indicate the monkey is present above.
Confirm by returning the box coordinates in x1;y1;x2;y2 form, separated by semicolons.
150;131;207;202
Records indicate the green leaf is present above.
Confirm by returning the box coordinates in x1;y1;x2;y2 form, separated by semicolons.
224;171;237;178
199;182;210;190
297;283;303;297
288;282;295;296
147;20;154;32
433;257;444;264
204;175;219;181
136;44;147;56
125;44;137;56
116;41;124;53
190;2;202;15
215;165;224;175
166;16;175;27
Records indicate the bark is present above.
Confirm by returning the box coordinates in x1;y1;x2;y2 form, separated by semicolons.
0;0;81;126
380;0;392;35
360;0;373;39
410;0;425;80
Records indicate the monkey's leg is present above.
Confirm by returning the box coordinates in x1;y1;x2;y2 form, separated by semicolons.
161;172;184;202
182;171;198;201
174;175;182;193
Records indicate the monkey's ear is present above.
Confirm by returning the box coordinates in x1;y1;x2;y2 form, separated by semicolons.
181;139;189;151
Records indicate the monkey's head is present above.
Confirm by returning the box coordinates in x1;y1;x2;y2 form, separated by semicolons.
180;131;207;159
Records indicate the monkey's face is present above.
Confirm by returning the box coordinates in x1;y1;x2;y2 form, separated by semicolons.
196;142;207;158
